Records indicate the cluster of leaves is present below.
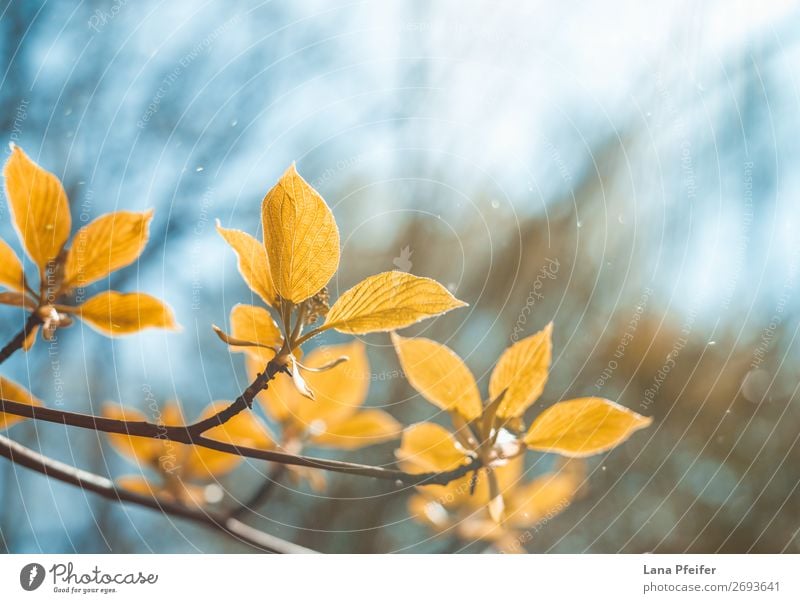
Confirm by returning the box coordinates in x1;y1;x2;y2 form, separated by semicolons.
0;149;653;552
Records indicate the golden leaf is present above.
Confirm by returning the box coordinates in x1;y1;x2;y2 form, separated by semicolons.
78;291;179;335
506;470;581;528
0;238;25;292
524;397;652;457
3;145;71;270
490;323;553;419
261;164;340;303
391;333;482;420
324;271;467;334
216;221;276;306
0;376;41;431
310;409;401;450
220;303;282;362
64;210;153;288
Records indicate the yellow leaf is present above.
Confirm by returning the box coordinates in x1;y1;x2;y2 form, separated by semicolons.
300;340;369;424
3;145;71;270
396;422;467;474
78;291;179;336
102;403;162;464
310;409;401;450
391;333;482;420
506;470;581;528
325;272;467;334
0;238;25;292
0;376;41;431
224;304;282;362
490;323;553;419
261;164;339;303
216;221;276;307
524;397;652;457
397;422;473;505
64;210;154;288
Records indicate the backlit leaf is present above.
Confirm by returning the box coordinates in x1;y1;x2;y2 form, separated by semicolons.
391;333;481;420
396;422;467;474
216;221;276;306
220;303;282;362
0;376;41;431
506;470;582;528
261;164;340;303
310;409;401;450
524;397;652;457
78;291;179;336
0;238;25;292
3;145;71;270
490;323;553;419
325;271;467;334
64;210;153;288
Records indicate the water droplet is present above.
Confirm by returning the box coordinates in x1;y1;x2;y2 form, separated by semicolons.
576;220;582;228
601;466;606;471
195;166;204;172
725;409;731;415
394;480;403;488
64;107;73;116
490;199;500;209
230;119;238;127
617;214;625;225
447;282;457;292
707;340;716;346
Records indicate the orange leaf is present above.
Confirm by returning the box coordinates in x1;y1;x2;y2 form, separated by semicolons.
64;210;153;288
78;291;179;336
3;145;71;271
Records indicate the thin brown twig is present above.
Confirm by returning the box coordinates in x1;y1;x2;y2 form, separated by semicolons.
0;397;481;486
0;433;314;553
186;359;288;436
0;313;40;365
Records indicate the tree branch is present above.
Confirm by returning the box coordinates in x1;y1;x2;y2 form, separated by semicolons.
0;313;40;365
0;398;481;486
0;433;314;553
186;358;288;436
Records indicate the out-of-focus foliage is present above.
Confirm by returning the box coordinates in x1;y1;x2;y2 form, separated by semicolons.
1;0;799;553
